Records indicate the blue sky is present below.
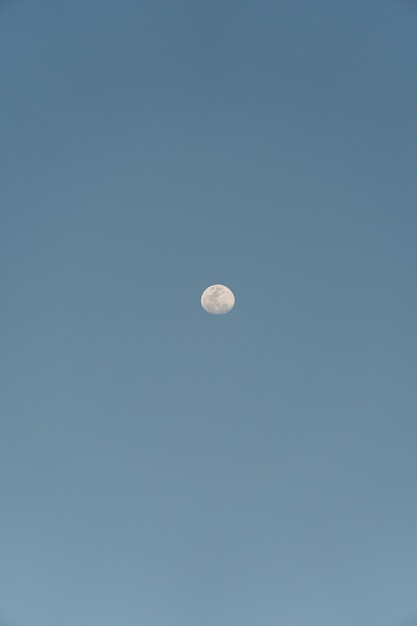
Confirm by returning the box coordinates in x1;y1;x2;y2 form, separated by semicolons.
1;1;417;625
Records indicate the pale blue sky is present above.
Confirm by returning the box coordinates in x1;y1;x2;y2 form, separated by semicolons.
1;1;417;625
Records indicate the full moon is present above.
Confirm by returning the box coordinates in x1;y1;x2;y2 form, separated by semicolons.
201;284;235;315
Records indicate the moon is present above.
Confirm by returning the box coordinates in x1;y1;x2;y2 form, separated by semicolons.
201;284;235;315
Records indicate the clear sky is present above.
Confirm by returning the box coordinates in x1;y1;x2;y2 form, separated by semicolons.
1;1;417;625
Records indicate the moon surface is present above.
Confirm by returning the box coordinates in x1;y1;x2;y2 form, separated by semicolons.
201;284;235;315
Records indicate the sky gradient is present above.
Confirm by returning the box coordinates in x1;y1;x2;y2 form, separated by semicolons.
1;1;417;625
